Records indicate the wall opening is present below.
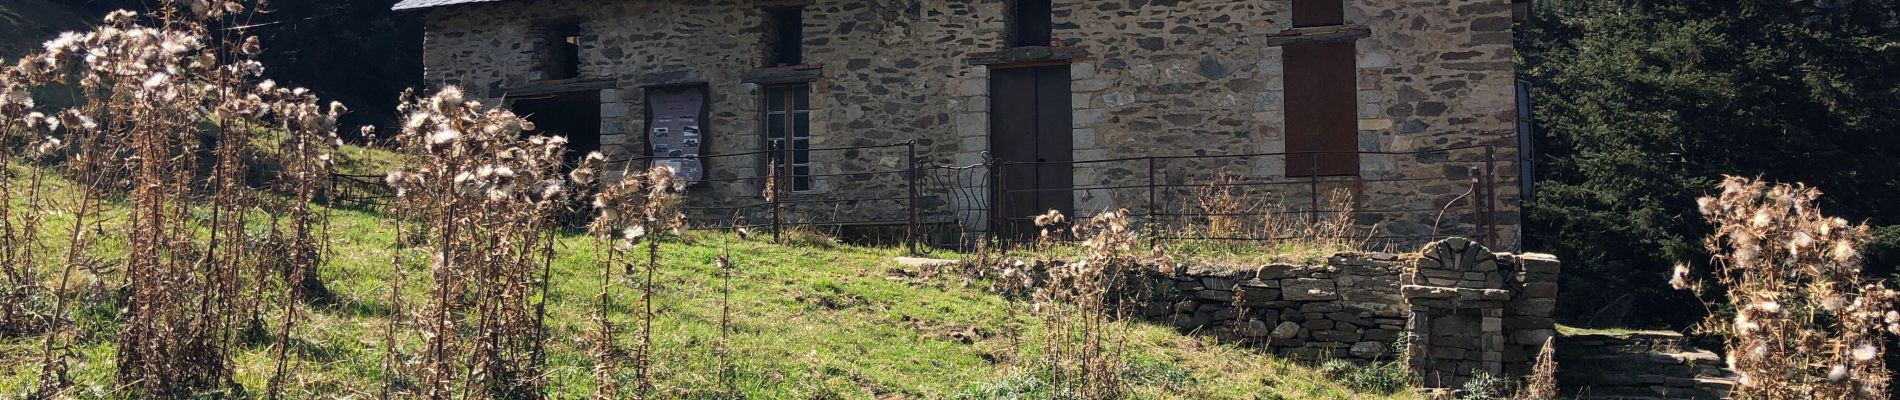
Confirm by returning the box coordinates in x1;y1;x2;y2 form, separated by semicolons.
542;23;582;80
1008;0;1053;48
762;7;804;67
510;91;600;167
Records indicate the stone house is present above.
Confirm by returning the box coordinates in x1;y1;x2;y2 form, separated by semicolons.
395;0;1527;248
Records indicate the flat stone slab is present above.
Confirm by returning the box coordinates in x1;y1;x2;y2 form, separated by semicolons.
893;257;959;268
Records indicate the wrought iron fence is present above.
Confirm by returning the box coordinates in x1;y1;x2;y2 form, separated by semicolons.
325;143;1507;254
978;145;1503;251
327;173;394;211
610;141;928;253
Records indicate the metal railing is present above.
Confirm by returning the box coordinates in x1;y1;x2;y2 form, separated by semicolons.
980;145;1502;250
610;141;927;254
324;143;1505;254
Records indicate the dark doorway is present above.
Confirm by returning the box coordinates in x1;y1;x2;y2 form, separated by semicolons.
989;65;1073;239
510;91;601;167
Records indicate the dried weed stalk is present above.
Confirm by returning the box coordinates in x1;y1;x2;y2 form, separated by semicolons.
1014;209;1144;398
1516;337;1558;400
3;2;346;396
1170;179;1365;261
578;163;684;398
1677;176;1900;399
383;87;574;399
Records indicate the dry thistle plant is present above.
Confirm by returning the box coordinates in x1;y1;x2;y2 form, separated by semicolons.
383;87;575;398
2;2;348;396
1677;176;1900;399
1165;182;1363;263
1191;170;1268;239
1026;208;1141;399
578;163;685;398
1516;337;1558;400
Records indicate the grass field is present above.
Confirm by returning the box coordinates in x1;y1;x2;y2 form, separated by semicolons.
0;160;1415;399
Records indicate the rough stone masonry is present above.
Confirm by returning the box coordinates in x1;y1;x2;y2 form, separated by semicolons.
406;0;1523;245
1142;238;1557;388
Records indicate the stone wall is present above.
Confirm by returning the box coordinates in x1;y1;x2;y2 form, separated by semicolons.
1139;238;1556;387
1141;252;1411;362
1555;332;1737;399
1401;237;1558;386
415;0;1522;243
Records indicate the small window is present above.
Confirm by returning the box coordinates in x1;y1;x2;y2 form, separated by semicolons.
1291;0;1345;27
544;23;582;80
763;7;804;67
764;84;812;192
1009;0;1053;47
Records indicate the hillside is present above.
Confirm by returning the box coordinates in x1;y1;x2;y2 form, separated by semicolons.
0;0;91;59
0;161;1411;399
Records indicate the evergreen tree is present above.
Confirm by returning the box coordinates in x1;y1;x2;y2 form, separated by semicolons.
1520;0;1900;327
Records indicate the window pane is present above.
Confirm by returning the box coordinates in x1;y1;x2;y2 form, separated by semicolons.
792;113;809;139
767;114;785;138
767;87;787;111
793;85;810;110
794;145;810;164
793;165;812;191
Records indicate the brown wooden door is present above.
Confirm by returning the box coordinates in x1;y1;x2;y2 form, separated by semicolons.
989;65;1073;239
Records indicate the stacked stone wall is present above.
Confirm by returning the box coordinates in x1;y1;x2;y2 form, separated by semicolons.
1554;332;1737;399
1142;253;1411;362
1136;238;1556;387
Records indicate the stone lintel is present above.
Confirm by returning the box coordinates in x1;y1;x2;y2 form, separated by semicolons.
967;46;1091;67
638;70;706;87
502;78;617;98
741;65;825;84
1262;25;1373;47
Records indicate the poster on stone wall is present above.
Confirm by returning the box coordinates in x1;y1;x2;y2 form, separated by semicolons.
645;86;706;186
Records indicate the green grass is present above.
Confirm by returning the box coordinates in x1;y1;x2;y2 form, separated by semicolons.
0;164;1413;399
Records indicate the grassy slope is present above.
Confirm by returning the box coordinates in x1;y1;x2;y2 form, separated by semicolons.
0;0;92;59
0;155;1409;399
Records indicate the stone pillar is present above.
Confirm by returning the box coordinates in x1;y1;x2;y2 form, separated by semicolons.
1402;237;1513;388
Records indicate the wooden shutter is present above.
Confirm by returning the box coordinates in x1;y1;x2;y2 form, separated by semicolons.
1285;0;1358;177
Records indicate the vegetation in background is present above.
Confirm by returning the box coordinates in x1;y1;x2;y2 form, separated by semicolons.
73;0;421;140
1520;0;1900;328
0;0;94;59
1674;176;1899;398
2;2;349;396
1160;172;1371;264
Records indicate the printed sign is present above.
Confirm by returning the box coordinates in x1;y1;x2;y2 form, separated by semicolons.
646;86;707;185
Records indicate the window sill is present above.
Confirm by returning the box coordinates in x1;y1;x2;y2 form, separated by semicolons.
966;45;1090;68
1262;24;1372;47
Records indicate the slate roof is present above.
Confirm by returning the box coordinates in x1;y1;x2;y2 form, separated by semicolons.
392;0;509;11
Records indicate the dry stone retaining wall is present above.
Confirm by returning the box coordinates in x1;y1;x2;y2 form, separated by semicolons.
1138;238;1556;388
1555;332;1737;399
